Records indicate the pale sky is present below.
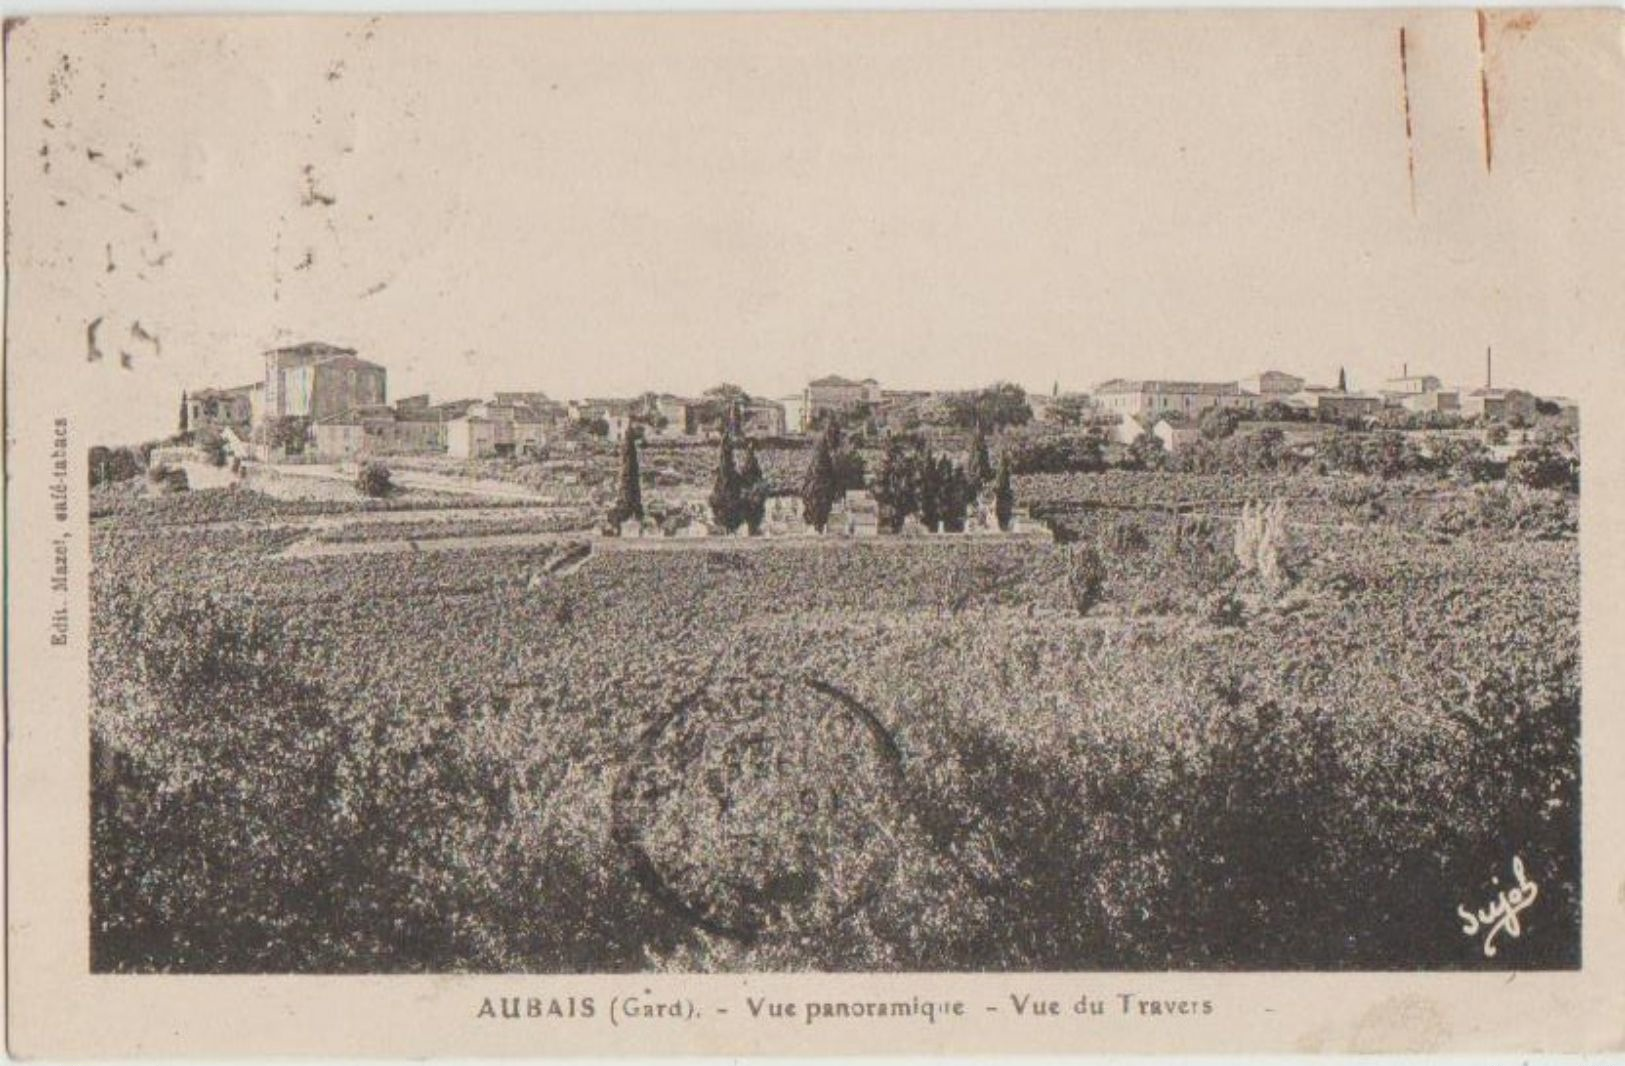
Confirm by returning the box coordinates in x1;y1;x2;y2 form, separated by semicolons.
8;11;1622;444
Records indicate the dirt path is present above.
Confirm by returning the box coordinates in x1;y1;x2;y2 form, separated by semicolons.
279;529;592;559
267;461;554;502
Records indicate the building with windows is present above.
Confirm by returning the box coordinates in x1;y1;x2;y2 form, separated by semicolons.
1400;389;1461;415
263;342;387;422
312;404;447;461
779;394;809;434
1093;379;1252;420
185;383;260;434
1237;371;1305;397
1293;387;1384;419
805;375;882;424
446;401;550;458
741;398;787;436
1461;387;1538;423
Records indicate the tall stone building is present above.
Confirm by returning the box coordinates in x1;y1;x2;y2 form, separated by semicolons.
263;342;387;422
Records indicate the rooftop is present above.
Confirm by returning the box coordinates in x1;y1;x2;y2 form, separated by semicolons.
264;341;357;360
809;375;879;388
1095;379;1241;395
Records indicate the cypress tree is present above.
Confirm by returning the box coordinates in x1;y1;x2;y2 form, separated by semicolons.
801;430;838;533
993;452;1015;532
871;434;918;534
179;391;190;435
822;418;843;453
739;441;767;535
709;432;742;532
938;456;967;532
611;424;643;528
969;422;993;485
917;443;941;531
1337;366;1348;392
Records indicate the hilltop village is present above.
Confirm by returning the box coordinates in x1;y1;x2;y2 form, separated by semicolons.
150;339;1580;539
181;342;1567;463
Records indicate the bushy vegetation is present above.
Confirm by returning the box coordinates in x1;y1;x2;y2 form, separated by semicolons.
356;461;394;498
91;483;1579;972
315;513;595;544
89;484;548;525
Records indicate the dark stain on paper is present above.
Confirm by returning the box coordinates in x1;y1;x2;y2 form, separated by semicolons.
1398;27;1417;213
1476;11;1494;174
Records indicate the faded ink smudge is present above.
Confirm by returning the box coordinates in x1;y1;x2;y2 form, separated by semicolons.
1477;10;1493;174
1399;27;1417;213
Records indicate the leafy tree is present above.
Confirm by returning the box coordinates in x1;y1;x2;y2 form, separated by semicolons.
929;383;1033;430
993;452;1015;532
1042;393;1091;427
739;441;768;535
195;426;228;467
1002;429;1106;475
356;461;393;498
1252;427;1288;472
1508;444;1577;493
704;383;751;406
1199;406;1244;441
709;433;744;532
609;425;644;528
1363;432;1418;480
1126;431;1167;472
179;391;189;435
692;384;751;434
89;445;145;488
262;416;309;454
801;428;840;533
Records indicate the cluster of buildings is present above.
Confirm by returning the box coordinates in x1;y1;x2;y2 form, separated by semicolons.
182;341;1572;465
1088;356;1570;452
182;347;904;462
1092;364;1543;426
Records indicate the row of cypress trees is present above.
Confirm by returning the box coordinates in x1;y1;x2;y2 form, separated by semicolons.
799;418;1015;533
608;411;1017;536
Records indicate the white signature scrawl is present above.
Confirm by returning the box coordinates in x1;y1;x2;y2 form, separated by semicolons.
1458;856;1539;958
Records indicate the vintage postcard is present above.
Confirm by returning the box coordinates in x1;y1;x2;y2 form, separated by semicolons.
4;8;1623;1058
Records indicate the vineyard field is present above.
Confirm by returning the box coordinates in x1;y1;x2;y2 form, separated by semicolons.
90;479;1580;974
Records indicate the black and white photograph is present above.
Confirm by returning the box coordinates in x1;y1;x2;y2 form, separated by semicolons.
5;7;1621;1056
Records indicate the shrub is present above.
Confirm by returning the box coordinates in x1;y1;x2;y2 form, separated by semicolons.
356;461;393;498
1003;431;1107;475
1205;587;1246;627
1507;445;1577;494
195;427;228;468
146;464;188;494
89;445;145;488
1065;545;1106;615
1105;517;1150;554
1430;484;1576;540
